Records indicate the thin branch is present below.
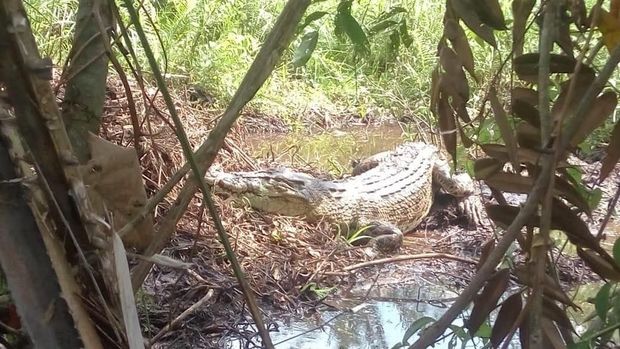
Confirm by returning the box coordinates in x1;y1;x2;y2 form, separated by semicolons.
122;1;311;347
342;253;477;272
530;1;557;347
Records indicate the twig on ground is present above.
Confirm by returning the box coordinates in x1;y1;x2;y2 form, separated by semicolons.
148;289;215;345
342;253;477;273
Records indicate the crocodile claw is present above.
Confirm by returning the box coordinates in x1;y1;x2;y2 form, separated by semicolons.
364;223;404;253
458;195;485;228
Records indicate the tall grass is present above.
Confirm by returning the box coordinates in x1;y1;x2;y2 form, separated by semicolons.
24;0;502;126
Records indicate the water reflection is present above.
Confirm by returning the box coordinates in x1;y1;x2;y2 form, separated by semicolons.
245;124;407;173
268;283;497;349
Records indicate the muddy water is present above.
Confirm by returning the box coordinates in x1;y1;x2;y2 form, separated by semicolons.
245;123;407;174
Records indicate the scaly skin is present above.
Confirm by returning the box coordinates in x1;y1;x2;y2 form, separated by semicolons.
206;142;482;252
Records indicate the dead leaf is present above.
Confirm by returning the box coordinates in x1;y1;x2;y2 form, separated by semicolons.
474;158;504;180
542;317;567;348
80;134;153;251
113;234;145;349
568;0;588;28
474;0;507;30
484;172;534;194
519;311;531;349
439;46;470;101
482;143;569;167
485;204;537;228
512;0;536;56
551;70;595;123
467;268;510;334
438;93;457;161
600;117;620;181
517;122;541;150
457;120;474;148
570;91;618;147
515;265;575;306
450;0;497;47
444;18;476;77
543;297;574;332
513;99;541;128
514;53;577;83
592;5;620;51
477;238;496;271
577;248;620;281
555;17;574;57
551;199;600;253
489;87;519;170
491;293;523;348
512;86;539;107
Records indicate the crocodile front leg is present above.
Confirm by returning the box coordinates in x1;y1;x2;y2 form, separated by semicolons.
346;222;404;253
432;156;484;226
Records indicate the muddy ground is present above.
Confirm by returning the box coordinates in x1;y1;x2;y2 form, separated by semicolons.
98;78;619;348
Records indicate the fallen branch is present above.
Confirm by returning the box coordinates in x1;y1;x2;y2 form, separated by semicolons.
148;289;215;345
342;253;477;273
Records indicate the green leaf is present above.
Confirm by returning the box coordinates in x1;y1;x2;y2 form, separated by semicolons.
299;11;329;31
474;321;492;338
376;6;407;22
340;13;370;54
614;238;620;266
388;30;401;53
568;342;592;349
595;283;612;322
587;188;603;211
399;19;413;48
368;19;399;35
402;316;435;342
292;31;319;67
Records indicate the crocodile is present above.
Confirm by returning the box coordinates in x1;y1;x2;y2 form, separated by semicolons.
206;142;483;252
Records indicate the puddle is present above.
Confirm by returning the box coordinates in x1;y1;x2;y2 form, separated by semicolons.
245;124;408;174
225;281;520;349
269;283;466;349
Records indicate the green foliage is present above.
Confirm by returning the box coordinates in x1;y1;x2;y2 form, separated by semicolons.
571;240;620;349
24;0;486;125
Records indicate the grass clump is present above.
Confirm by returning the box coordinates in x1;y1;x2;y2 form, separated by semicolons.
24;0;489;127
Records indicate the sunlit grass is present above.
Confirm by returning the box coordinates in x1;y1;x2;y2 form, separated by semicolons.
24;0;473;126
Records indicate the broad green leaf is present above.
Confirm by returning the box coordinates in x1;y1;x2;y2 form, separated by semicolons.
292;31;319;67
368;19;398;35
399;19;413;48
402;316;435;342
595;283;612;322
613;237;620;266
376;6;407;22
340;13;370;54
568;341;592;349
299;11;329;31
